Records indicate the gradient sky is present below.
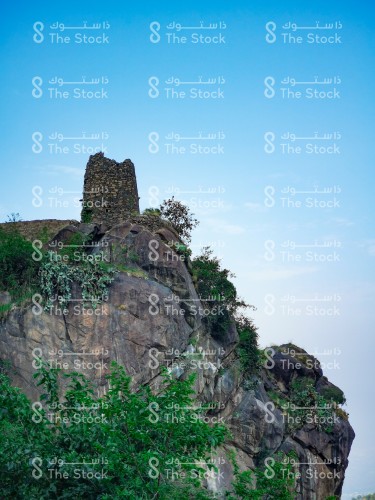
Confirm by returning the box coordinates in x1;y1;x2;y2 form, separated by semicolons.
1;0;374;495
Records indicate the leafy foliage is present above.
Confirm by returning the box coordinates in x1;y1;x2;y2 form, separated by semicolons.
318;383;346;405
36;231;118;310
80;206;93;223
0;227;40;303
192;247;252;338
111;242;139;265
287;379;337;433
227;452;296;499
159;197;199;243
39;250;117;310
0;226;118;313
0;359;303;499
0;360;228;498
142;207;161;216
236;315;261;380
169;241;192;261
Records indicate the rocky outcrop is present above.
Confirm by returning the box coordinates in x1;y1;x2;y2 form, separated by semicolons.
0;219;354;499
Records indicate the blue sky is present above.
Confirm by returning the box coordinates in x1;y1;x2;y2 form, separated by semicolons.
1;0;375;495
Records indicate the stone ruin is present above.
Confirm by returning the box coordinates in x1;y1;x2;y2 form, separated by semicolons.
81;152;140;226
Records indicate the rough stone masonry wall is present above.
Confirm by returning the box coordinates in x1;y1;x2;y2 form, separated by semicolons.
82;152;140;226
0;219;79;242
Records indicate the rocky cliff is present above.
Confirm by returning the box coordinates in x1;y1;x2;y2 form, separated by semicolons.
0;218;354;499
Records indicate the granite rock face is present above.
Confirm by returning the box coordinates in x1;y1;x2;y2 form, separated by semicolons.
0;220;354;499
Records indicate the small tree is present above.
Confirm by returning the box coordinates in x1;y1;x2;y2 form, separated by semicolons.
5;212;22;222
159;197;199;243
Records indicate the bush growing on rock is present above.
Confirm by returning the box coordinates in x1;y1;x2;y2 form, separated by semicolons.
0;227;40;306
142;207;161;216
192;247;253;338
236;314;261;379
319;383;346;405
227;451;296;499
159;197;199;243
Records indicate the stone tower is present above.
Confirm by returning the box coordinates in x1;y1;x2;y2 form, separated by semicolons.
81;152;140;226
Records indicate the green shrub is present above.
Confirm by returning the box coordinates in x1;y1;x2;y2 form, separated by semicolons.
111;242;139;264
227;451;297;499
57;232;90;262
0;227;40;301
171;241;192;260
288;380;336;433
236;315;260;379
159;197;199;243
142;207;161;216
80;206;93;223
335;407;349;420
39;251;117;310
319;385;346;405
36;226;51;244
192;247;252;338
